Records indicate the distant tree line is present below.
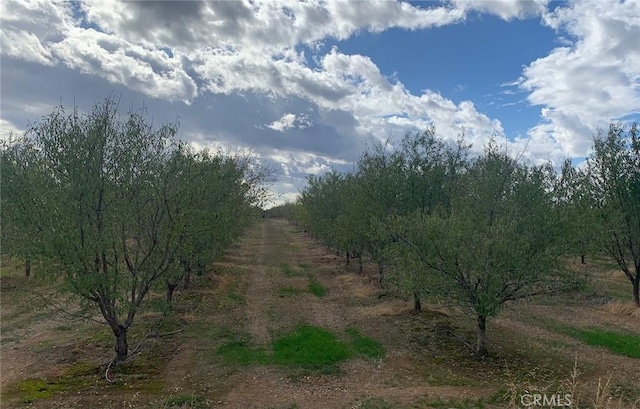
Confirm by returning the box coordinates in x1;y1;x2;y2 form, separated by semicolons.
0;98;268;364
271;123;640;355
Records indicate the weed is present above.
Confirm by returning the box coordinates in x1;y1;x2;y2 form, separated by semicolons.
500;354;640;409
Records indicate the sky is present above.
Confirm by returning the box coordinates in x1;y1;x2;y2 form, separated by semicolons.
1;0;639;207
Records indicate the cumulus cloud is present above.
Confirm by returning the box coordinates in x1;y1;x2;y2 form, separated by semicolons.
0;0;505;149
452;0;549;20
3;0;638;203
1;29;55;65
49;27;198;103
79;0;466;50
517;0;640;158
266;113;312;132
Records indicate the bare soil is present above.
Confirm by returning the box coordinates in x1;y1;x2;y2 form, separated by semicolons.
1;219;639;408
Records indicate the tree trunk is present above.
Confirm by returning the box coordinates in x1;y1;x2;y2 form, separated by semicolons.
113;325;128;364
378;262;384;287
633;273;639;307
413;290;421;312
25;259;31;277
477;314;488;356
346;252;350;266
166;282;178;304
183;268;191;290
580;254;586;264
358;254;363;276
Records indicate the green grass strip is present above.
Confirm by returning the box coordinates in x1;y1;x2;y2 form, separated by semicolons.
272;325;350;368
563;327;640;358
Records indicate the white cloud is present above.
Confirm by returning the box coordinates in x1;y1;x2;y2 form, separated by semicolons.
4;0;638;203
78;0;466;51
1;29;54;65
0;0;505;149
452;0;549;20
0;119;25;143
49;27;198;103
266;113;312;132
518;0;640;158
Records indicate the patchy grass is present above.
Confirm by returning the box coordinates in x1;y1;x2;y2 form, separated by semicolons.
164;394;209;408
272;325;351;369
421;397;486;409
562;327;640;358
349;396;398;409
10;378;65;404
308;277;327;297
346;327;385;359
216;325;353;371
280;263;299;277
217;337;268;366
31;339;55;353
276;285;306;297
226;286;246;305
7;362;101;404
216;326;385;372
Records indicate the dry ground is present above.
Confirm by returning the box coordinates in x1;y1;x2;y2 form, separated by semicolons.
1;219;639;408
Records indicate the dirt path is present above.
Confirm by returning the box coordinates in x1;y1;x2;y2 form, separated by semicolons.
244;222;272;345
220;219;491;408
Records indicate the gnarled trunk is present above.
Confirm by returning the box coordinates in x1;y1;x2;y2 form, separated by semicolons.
113;324;128;364
358;254;363;276
166;282;178;304
378;262;384;287
580;254;586;264
25;259;31;277
477;314;488;356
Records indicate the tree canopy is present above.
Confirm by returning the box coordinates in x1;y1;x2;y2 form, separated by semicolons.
0;98;266;363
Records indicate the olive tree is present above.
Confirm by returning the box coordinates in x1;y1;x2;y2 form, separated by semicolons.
395;143;577;355
0;137;49;276
554;159;600;265
587;123;640;306
6;99;204;364
388;130;468;311
163;147;259;303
